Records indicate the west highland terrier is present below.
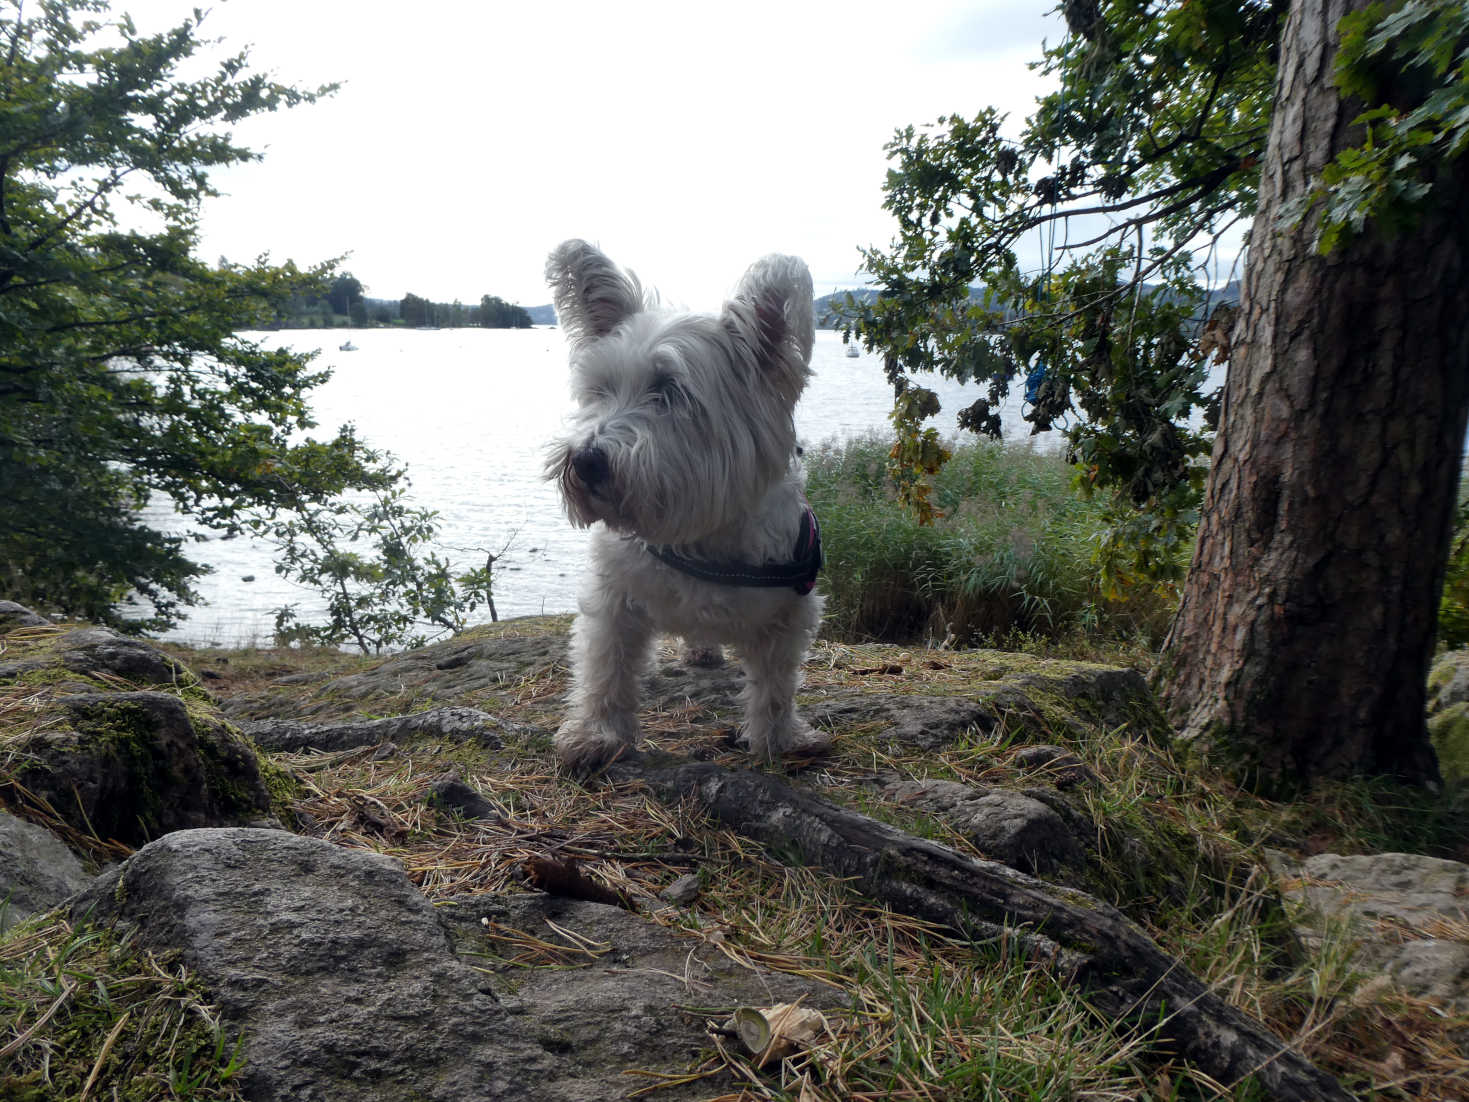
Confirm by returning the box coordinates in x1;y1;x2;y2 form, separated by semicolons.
545;239;828;771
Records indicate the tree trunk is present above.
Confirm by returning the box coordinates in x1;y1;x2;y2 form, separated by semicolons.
1158;0;1469;793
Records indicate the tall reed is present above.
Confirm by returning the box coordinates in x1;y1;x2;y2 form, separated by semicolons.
805;433;1179;647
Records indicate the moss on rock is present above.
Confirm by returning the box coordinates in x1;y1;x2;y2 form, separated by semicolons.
1;624;275;848
1427;700;1469;783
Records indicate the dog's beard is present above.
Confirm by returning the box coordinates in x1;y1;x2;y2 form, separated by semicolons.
546;357;799;547
547;436;731;546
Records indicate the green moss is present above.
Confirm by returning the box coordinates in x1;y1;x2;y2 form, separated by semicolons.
1427;700;1469;783
1428;655;1460;695
251;750;301;822
67;698;170;835
12;666;109;692
47;695;268;843
193;733;261;819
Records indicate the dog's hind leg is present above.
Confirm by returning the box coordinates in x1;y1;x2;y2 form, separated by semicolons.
555;600;654;771
737;602;829;762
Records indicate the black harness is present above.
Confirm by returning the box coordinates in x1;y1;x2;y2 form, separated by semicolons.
646;504;823;595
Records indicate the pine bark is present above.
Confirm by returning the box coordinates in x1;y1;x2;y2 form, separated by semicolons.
1158;0;1469;792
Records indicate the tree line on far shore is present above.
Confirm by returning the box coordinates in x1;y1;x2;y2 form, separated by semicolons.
274;273;534;329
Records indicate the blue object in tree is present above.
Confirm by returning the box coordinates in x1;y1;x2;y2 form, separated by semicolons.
1025;362;1047;404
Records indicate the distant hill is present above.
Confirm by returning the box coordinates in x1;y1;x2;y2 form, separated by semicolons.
530;281;1240;332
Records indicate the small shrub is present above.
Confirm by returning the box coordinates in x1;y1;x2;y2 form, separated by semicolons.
805;434;1180;647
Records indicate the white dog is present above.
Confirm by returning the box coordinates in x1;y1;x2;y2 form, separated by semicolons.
545;240;828;771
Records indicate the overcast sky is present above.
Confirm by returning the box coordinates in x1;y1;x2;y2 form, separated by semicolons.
118;0;1065;309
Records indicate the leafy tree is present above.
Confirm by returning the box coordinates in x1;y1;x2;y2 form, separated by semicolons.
478;294;532;329
326;273;364;318
858;0;1469;790
245;448;494;653
400;292;430;327
852;0;1278;582
0;0;485;645
1158;0;1469;792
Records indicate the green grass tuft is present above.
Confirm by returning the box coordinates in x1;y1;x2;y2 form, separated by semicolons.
0;914;245;1101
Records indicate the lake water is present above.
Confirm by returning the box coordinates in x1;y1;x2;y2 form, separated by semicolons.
146;327;1057;646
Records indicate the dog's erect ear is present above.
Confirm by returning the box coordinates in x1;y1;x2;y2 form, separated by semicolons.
545;240;644;348
723;254;814;402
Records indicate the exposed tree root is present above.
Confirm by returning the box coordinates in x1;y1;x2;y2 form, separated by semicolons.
613;754;1353;1102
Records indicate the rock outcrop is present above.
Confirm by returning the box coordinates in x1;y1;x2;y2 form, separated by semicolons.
1427;649;1469;782
1272;850;1469;1010
5;604;1466;1100
0;809;92;930
240;705;508;752
217;624;568;723
0;601;48;630
71;827;833;1101
23;690;275;845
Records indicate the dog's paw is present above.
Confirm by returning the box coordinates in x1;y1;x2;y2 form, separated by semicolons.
745;719;832;763
784;720;833;756
554;720;635;773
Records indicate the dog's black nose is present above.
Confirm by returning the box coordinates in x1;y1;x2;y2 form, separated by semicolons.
571;445;610;488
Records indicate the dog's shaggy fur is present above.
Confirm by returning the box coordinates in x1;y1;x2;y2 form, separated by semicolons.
545;240;827;770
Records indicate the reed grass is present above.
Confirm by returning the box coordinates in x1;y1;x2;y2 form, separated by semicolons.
805;434;1179;649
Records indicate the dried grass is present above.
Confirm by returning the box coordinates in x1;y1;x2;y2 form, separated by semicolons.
4;619;1468;1100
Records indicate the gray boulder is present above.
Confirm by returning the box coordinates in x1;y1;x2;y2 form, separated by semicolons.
1427;650;1469;781
1010;663;1163;735
880;778;1087;877
1013;744;1099;788
1427;649;1469;713
0;810;91;930
71;828;832;1101
0;622;194;688
805;690;1023;751
1272;850;1469;1009
9;691;273;847
53;626;193;685
0;601;49;630
1294;852;1469;925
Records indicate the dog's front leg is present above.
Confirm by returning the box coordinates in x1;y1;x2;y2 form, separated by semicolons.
555;599;653;771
